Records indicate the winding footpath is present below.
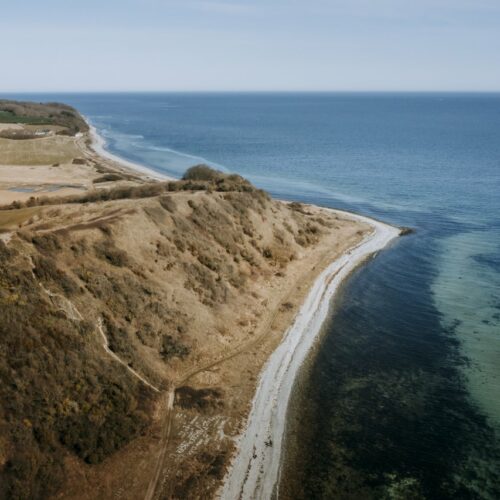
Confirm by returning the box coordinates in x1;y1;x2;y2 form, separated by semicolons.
96;319;161;393
30;256;161;393
220;212;400;500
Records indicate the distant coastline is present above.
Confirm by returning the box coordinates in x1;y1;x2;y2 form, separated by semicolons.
83;114;402;499
0;98;408;499
83;112;402;500
85;119;175;181
10;92;496;498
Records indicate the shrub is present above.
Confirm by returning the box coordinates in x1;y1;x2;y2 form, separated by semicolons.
198;253;219;272
0;247;152;499
160;335;189;361
182;165;223;181
175;386;223;411
0;173;267;211
0;99;88;133
93;173;123;183
198;451;228;480
33;254;79;295
289;202;308;214
263;247;273;259
94;240;129;267
55;129;74;136
31;233;62;253
102;314;133;359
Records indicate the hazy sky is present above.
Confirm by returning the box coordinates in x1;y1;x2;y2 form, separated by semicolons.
2;0;499;91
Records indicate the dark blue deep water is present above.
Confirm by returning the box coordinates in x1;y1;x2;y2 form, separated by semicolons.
8;92;500;498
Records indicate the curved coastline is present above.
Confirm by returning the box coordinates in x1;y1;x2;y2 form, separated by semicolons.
220;212;400;500
85;119;175;181
83;116;400;499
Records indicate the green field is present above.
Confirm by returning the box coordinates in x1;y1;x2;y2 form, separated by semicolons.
0;100;88;133
0;110;53;125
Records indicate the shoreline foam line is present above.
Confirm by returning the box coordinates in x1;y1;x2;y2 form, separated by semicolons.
220;211;400;500
85;119;175;181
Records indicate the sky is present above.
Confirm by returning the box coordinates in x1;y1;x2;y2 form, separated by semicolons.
1;0;499;92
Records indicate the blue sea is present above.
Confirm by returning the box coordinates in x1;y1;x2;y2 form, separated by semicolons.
10;92;500;498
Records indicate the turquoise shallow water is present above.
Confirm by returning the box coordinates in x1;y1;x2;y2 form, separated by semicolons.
7;92;500;497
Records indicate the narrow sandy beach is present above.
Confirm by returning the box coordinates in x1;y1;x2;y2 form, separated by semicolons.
88;120;400;499
220;212;400;500
0;105;404;499
86;121;174;181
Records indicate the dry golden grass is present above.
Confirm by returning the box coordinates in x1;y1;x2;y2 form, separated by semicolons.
0;176;369;499
0;100;372;499
0;105;371;500
0;206;40;230
0;135;81;165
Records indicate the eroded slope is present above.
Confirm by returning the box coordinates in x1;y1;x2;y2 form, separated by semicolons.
0;169;368;499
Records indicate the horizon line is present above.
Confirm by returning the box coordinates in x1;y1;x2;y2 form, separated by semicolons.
1;89;500;95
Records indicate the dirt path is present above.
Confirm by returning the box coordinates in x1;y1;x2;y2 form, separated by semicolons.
142;249;337;500
144;389;175;500
37;211;125;235
39;282;84;322
30;255;161;394
142;215;377;500
96;319;160;393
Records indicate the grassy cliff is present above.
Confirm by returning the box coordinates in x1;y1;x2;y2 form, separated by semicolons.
0;166;338;498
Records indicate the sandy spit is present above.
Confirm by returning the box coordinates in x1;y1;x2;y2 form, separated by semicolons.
220;211;400;500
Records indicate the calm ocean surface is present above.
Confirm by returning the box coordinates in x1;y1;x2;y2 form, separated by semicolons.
11;92;500;498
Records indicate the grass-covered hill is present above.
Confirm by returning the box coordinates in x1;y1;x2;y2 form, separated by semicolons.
0;100;88;135
0;166;337;498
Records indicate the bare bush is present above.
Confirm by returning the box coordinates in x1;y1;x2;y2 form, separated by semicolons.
160;335;190;361
182;164;223;181
33;254;79;295
93;173;124;183
94;240;129;267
